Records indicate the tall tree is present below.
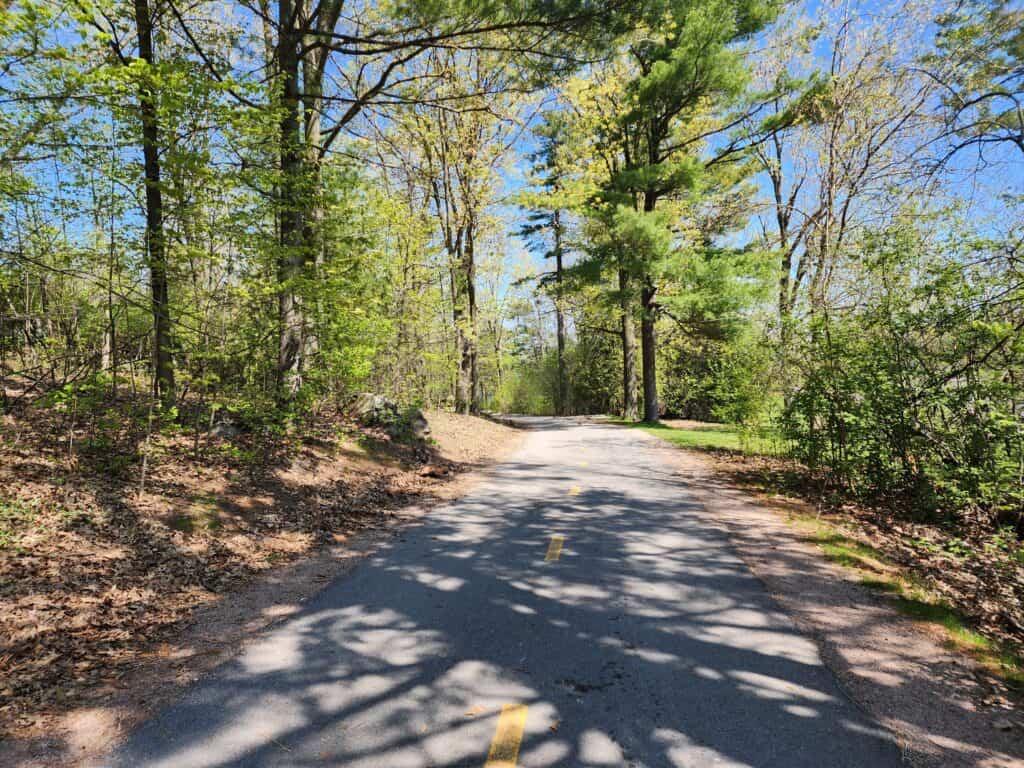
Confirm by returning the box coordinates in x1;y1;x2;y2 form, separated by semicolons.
521;113;572;415
68;0;182;406
570;0;780;421
132;0;175;407
558;62;640;418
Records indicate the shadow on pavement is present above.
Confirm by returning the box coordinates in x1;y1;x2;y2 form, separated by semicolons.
107;419;907;768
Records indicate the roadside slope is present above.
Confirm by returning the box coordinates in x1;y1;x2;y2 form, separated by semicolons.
0;408;524;767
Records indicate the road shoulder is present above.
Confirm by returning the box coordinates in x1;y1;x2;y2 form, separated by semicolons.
641;435;1024;768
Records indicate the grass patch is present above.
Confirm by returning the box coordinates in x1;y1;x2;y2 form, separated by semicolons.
628;420;779;455
814;533;891;573
0;498;41;548
886;594;1024;684
170;500;223;534
860;577;901;592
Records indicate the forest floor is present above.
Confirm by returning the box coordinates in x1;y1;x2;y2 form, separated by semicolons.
646;419;1024;690
0;389;525;763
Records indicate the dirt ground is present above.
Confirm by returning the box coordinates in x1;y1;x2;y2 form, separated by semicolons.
644;437;1024;768
0;405;524;768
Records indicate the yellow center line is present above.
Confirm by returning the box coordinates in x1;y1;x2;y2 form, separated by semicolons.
580;461;589;468
545;534;565;562
568;485;581;496
484;703;528;768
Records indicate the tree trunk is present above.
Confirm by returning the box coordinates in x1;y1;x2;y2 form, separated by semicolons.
453;310;472;413
554;211;568;416
465;222;479;413
620;269;638;420
276;0;305;398
106;187;117;397
134;0;175;408
641;283;658;423
300;0;329;367
451;231;472;414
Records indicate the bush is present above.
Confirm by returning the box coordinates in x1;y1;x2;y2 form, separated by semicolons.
782;226;1024;527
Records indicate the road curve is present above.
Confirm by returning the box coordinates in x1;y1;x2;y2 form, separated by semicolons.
106;417;904;768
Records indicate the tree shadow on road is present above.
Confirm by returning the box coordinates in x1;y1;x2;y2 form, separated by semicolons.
102;421;986;767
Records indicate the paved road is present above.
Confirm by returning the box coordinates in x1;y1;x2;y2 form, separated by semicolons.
108;418;904;768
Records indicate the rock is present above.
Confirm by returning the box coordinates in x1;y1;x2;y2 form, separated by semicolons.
351;394;430;440
408;409;431;439
350;393;398;426
210;421;242;439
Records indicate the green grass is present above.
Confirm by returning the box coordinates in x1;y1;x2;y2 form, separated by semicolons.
170;496;223;534
814;533;891;572
629;420;780;455
887;594;1024;683
0;498;40;549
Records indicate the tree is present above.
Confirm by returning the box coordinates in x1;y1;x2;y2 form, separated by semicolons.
369;48;532;413
57;0;186;407
928;0;1024;162
750;0;937;331
520;112;572;415
565;0;780;421
200;0;632;400
132;0;175;407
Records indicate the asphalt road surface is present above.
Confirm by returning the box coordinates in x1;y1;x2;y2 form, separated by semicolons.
107;417;905;768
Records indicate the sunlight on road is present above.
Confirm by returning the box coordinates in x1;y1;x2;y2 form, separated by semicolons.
106;419;905;768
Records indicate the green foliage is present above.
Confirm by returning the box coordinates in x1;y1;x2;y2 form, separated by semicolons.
496;357;557;416
0;0;1020;545
568;327;623;415
707;332;775;426
783;221;1024;524
929;0;1024;159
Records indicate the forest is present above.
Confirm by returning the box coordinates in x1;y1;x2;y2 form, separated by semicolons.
3;0;1021;527
1;0;1024;753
